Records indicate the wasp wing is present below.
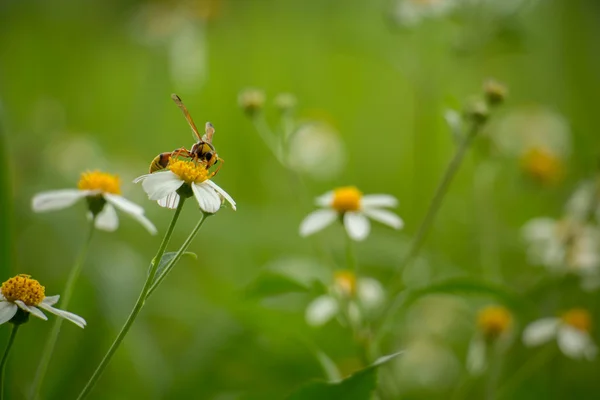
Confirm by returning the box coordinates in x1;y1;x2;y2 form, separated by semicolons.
171;94;202;142
202;122;215;143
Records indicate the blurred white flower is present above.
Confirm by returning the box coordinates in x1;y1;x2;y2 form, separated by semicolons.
286;123;346;180
565;180;600;223
466;305;513;375
134;159;235;213
522;217;600;275
523;309;597;360
300;186;403;241
0;274;86;328
393;0;457;27
490;107;570;185
305;271;384;327
32;170;156;234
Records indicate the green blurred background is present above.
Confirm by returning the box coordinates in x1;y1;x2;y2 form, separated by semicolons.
1;0;600;399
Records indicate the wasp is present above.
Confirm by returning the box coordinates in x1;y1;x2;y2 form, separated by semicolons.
149;94;223;175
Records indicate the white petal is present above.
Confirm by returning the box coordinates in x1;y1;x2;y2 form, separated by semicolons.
522;218;557;243
0;302;18;324
157;192;180;209
140;171;184;200
522;318;560;347
361;194;398;209
305;295;339;326
344;212;371;241
205;180;236;211
94;204;119;232
192;182;221;213
557;326;593;359
42;295;60;306
28;306;48;321
15;301;48;320
315;191;334;207
466;337;487;375
357;278;385;310
105;194;145;215
133;174;150;184
362;208;404;230
299;209;338;237
31;189;89;212
38;303;86;328
130;213;157;235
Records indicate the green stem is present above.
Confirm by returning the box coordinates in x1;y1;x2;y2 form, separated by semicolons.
395;123;479;283
30;218;96;400
252;114;285;164
495;346;556;399
146;213;210;298
374;122;481;346
76;198;186;400
344;230;358;274
0;324;19;400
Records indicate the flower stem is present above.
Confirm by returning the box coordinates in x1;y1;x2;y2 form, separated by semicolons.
374;121;481;345
146;213;210;298
29;218;96;400
76;198;186;400
252;114;285;164
0;324;20;400
397;122;479;281
344;231;358;274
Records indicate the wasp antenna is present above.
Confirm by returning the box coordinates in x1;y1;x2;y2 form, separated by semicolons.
205;122;214;130
171;93;182;102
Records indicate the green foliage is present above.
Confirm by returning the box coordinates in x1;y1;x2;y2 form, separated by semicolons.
287;353;401;400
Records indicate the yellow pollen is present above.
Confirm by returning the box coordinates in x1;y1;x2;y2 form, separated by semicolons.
562;309;592;332
77;170;121;194
168;159;210;184
332;186;362;213
1;274;46;306
334;270;357;296
477;305;512;339
520;147;563;185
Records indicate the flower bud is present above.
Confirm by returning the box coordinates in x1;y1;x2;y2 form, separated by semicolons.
238;88;265;116
274;93;297;114
483;79;508;106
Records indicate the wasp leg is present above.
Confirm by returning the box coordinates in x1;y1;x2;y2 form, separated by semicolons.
209;157;224;179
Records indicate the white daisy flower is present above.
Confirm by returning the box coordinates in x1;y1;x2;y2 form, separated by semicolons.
393;0;457;28
305;270;384;327
31;170;156;235
466;305;513;375
523;309;597;360
299;186;403;241
522;217;600;274
0;274;86;328
134;159;236;213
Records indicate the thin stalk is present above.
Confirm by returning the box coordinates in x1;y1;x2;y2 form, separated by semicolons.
344;230;358;274
252;114;285;164
76;198;186;400
374;122;481;345
394;123;479;285
495;346;555;399
30;218;96;399
146;213;210;298
0;324;20;400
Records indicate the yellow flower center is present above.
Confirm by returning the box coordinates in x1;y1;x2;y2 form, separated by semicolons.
562;309;592;332
477;305;512;339
331;186;362;213
1;274;45;306
168;159;210;184
77;170;121;194
520;147;563;185
334;270;357;296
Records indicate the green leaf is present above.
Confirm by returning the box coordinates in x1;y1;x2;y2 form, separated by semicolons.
286;352;401;400
149;251;197;283
401;277;525;310
244;272;310;299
